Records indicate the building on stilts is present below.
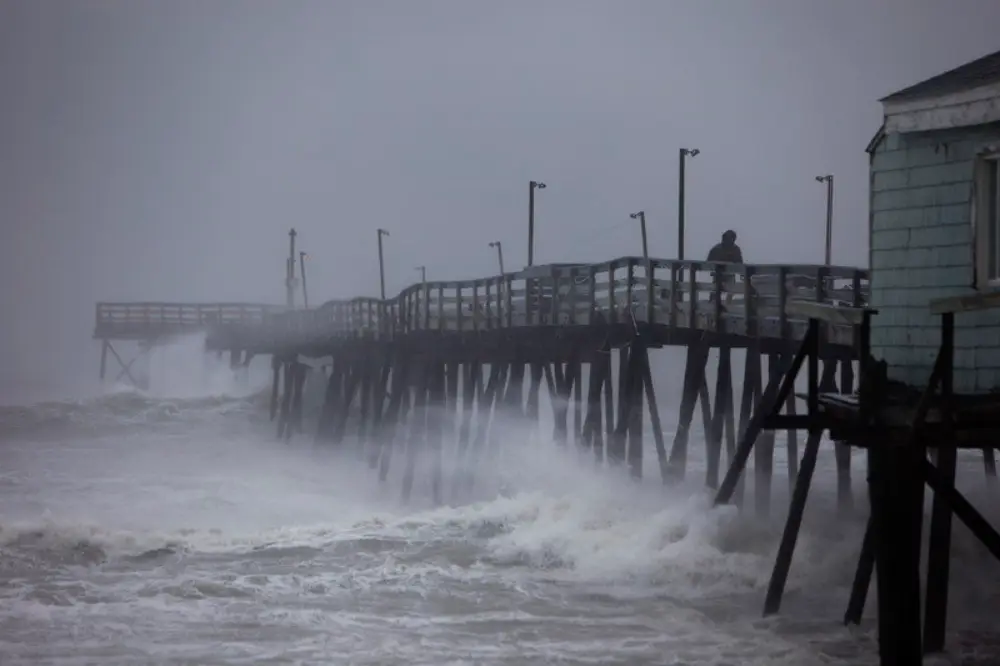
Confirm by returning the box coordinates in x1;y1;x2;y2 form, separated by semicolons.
712;48;1000;665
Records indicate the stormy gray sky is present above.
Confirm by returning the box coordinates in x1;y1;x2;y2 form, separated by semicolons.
1;0;998;401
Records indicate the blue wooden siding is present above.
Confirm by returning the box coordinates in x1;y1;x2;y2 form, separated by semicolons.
870;122;1000;392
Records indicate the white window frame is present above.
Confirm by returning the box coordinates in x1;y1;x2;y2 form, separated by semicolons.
974;149;1000;289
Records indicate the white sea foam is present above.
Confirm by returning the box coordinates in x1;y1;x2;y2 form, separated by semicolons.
1;345;999;664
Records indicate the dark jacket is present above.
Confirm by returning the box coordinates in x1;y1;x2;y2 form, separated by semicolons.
707;242;744;264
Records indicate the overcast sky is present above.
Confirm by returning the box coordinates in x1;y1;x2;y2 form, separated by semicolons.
1;0;998;401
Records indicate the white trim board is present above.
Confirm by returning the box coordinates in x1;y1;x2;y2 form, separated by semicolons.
884;81;1000;133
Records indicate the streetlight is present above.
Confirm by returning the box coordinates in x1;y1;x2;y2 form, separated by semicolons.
678;148;699;261
415;265;426;284
488;241;505;275
629;211;649;259
377;228;390;300
299;251;310;309
286;228;298;308
528;180;546;267
815;174;834;265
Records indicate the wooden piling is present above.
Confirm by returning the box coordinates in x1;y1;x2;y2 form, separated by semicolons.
291;362;307;434
825;359;853;516
356;349;375;455
277;360;295;441
269;356;281;422
426;359;446;506
367;354;392;468
571;358;583;447
583;359;606;462
527;362;543;427
377;352;412;483
669;343;709;479
706;346;735;489
640;350;669;483
625;339;646;480
400;358;429;503
99;340;109;381
504;362;525;416
452;362;479;501
754;352;777;519
610;346;630;466
463;363;504;495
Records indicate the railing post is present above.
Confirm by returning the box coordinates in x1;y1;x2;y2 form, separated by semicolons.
625;259;635;322
688;262;698;329
608;261;618;324
646;259;655;324
567;267;577;325
778;266;789;340
587;265;597;326
485;279;493;329
816;265;830;347
505;275;514;328
423;282;430;330
713;262;724;333
669;262;679;329
473;282;480;332
549;272;558;324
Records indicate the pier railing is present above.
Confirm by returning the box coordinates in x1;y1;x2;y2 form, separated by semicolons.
260;258;869;347
93;302;286;340
93;258;869;347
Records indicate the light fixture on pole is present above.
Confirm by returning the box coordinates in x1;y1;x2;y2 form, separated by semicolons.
488;241;505;275
299;251;310;309
528;180;546;267
377;228;390;300
678;148;699;261
286;228;298;308
629;211;649;259
815;174;834;266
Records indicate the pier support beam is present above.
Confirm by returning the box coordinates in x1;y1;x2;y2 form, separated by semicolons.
668;343;710;480
99;340;151;389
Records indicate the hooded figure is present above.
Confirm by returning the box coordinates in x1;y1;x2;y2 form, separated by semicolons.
707;230;743;264
706;230;744;305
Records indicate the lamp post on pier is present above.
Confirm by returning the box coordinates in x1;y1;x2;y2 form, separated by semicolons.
488;241;505;275
629;210;649;259
528;180;546;267
299;251;310;309
678;148;699;261
815;174;834;265
415;265;426;284
377;228;390;300
286;228;298;308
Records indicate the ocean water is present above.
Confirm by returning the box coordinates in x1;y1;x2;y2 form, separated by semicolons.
2;338;999;665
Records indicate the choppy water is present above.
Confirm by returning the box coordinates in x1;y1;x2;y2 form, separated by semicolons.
2;342;1000;665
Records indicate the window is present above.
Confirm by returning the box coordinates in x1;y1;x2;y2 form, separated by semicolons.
975;151;1000;287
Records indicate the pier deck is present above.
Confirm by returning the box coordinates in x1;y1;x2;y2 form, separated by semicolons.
94;257;869;357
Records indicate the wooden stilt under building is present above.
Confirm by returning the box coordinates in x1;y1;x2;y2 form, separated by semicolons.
713;294;1000;665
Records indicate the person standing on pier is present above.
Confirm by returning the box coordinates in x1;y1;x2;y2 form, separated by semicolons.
707;229;743;264
707;230;744;304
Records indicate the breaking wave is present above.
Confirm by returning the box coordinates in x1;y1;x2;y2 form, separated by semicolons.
2;338;1000;663
0;389;271;436
2;439;1000;664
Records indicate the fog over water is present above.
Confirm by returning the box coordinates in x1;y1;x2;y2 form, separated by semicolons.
3;1;1000;664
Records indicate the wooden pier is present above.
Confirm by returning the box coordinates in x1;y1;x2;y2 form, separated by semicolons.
93;302;280;388
94;254;1000;662
95;256;867;499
